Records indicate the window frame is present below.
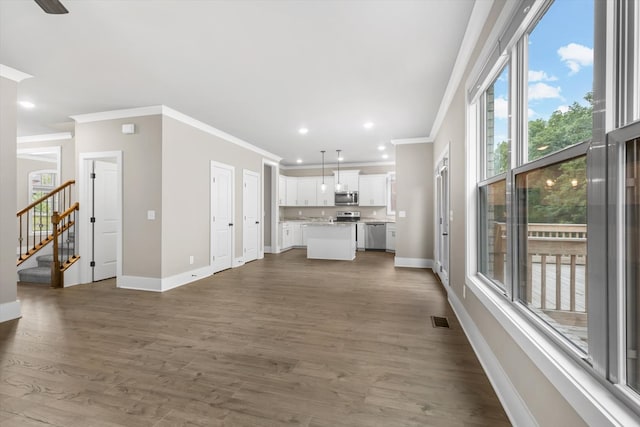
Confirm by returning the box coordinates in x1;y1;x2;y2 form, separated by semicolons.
467;0;640;417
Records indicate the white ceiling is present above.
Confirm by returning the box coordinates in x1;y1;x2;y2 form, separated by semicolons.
0;0;475;165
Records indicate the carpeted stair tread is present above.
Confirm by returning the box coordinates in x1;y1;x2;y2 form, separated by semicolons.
18;266;51;284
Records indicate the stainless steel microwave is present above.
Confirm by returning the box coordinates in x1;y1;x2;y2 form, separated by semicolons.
335;191;359;206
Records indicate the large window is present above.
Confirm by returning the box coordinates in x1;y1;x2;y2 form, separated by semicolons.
515;152;588;352
627;135;640;393
475;0;594;352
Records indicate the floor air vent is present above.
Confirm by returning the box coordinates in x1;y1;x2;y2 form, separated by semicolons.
431;316;450;328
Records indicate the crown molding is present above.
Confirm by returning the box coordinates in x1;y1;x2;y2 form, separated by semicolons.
161;106;281;162
391;137;433;145
280;160;395;170
428;0;494;140
70;105;282;162
17;132;73;143
70;106;163;123
0;64;32;82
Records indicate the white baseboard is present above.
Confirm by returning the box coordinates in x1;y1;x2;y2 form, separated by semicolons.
264;246;273;253
394;257;433;268
118;275;162;292
0;300;22;323
233;257;245;268
448;289;535;426
119;265;213;292
161;265;213;291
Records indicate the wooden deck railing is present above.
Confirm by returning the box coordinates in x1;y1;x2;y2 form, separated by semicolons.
492;222;587;314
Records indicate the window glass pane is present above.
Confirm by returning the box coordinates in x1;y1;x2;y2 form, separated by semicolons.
527;0;594;161
516;155;588;352
485;66;509;178
479;179;507;289
626;137;640;393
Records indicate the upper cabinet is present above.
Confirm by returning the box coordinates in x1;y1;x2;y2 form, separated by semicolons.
334;170;359;192
359;174;387;206
317;176;334;206
278;175;286;206
297;177;317;206
285;176;298;206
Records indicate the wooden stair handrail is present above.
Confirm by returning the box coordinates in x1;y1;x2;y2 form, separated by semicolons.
50;202;80;289
17;180;75;217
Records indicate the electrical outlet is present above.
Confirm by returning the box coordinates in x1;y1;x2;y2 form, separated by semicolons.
373;211;377;216
298;210;302;216
321;210;324;216
189;255;194;265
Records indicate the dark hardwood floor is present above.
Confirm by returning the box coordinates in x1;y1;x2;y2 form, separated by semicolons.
1;250;509;426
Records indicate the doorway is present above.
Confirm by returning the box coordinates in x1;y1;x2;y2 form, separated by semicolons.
243;169;260;263
79;151;122;285
211;161;234;273
435;153;450;286
262;160;279;254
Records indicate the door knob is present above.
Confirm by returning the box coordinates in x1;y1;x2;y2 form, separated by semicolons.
229;223;234;226
255;221;260;224
442;232;448;236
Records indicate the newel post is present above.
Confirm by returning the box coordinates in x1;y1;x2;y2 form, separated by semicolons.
50;211;62;288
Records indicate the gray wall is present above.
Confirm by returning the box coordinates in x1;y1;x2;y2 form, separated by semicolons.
431;0;586;424
395;143;434;260
0;76;18;310
75;115;163;279
162;115;273;276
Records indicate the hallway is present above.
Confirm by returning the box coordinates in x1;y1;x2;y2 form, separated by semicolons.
0;250;508;426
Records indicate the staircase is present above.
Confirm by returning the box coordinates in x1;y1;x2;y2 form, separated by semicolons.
18;233;76;284
16;180;80;288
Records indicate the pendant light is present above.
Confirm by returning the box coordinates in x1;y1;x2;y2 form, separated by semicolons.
335;149;342;191
320;150;327;193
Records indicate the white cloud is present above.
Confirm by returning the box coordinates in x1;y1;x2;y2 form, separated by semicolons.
494;96;509;119
556;105;570;113
557;43;593;74
528;70;557;82
528;108;537;118
529;82;562;100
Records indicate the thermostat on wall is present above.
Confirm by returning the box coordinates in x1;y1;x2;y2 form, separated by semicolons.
122;123;135;134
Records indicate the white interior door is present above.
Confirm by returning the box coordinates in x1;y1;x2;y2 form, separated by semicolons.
243;169;260;263
436;159;450;285
211;162;234;273
92;160;118;281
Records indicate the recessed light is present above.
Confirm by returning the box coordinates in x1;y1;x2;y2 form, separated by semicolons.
377;145;385;151
382;154;389;159
363;121;374;129
298;127;308;135
19;101;35;109
296;158;303;164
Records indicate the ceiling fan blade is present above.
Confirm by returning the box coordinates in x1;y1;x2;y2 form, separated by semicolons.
34;0;68;14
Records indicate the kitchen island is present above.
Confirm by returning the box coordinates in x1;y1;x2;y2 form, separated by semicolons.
306;222;356;261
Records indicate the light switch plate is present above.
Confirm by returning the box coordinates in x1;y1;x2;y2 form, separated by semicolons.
147;210;155;220
399;211;406;218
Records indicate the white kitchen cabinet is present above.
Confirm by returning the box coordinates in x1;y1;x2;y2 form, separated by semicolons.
386;223;396;252
334;170;359;192
356;222;366;251
285;176;298;206
291;222;303;246
359;174;387;206
280;222;293;250
278;175;286;206
297;177;317;207
317;176;335;206
301;223;309;246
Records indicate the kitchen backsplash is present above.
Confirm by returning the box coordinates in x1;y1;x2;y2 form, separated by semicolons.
280;206;394;222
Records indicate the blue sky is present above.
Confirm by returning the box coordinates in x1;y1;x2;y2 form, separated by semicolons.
493;0;594;142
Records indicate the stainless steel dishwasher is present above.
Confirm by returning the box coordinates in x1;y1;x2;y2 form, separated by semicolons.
365;223;386;250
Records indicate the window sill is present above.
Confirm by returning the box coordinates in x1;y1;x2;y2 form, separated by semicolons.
460;273;640;426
